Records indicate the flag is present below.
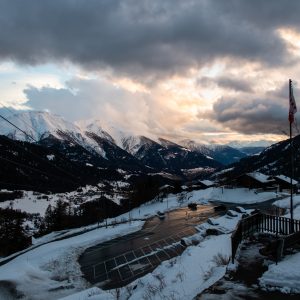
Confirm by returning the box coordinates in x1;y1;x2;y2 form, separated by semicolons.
289;79;297;123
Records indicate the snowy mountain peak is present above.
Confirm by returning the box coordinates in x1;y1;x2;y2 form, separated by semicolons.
0;110;82;142
158;138;183;149
84;122;114;143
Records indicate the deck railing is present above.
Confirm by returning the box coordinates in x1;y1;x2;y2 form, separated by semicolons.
231;213;300;263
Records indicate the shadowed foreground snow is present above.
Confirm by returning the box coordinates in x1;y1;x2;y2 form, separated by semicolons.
259;252;300;294
0;187;289;299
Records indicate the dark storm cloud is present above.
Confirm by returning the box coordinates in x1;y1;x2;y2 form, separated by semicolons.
0;0;299;78
216;77;253;93
198;76;253;92
202;95;295;135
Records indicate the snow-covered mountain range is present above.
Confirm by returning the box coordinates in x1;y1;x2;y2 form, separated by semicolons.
0;110;270;192
0;111;220;186
0;110;258;166
215;134;300;184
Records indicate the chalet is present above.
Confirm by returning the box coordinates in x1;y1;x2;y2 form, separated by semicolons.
185;179;215;191
236;172;275;189
198;180;215;189
272;175;298;192
159;184;174;193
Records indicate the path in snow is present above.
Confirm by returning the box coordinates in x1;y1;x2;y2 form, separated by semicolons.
197;235;300;300
79;204;219;289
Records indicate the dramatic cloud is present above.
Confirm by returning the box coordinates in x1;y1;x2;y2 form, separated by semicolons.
202;92;298;135
198;76;253;93
0;0;298;80
1;1;300;144
23;77;195;138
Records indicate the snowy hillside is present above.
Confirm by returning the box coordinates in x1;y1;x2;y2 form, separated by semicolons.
0;111;83;142
0;111;222;176
218;135;300;182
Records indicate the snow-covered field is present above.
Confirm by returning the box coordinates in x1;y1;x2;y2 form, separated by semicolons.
0;183;129;217
0;186;296;300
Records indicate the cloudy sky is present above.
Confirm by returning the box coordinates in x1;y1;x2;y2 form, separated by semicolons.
1;0;300;145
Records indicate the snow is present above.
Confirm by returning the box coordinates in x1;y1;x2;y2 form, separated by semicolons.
59;287;114;300
246;172;272;184
275;175;298;185
0;191;58;216
193;187;277;205
259;195;300;294
84;122;114;143
259;252;300;294
0;111;82;142
0;183;130;216
47;154;55;161
273;195;300;220
0;186;283;299
0;221;143;300
1;187;279;220
200;180;215;187
0;111;118;160
212;167;233;177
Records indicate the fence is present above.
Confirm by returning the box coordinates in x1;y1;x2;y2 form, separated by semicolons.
231;213;300;263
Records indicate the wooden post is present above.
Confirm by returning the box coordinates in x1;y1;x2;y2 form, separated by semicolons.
289;79;295;233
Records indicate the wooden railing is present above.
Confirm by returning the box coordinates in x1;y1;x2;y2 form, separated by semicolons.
231;213;300;263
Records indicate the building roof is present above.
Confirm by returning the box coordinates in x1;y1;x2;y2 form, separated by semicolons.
246;172;273;184
199;180;215;187
275;175;298;185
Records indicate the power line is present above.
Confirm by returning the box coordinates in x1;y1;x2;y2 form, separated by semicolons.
0;111;82;185
1;135;81;184
0;105;39;140
0;105;94;155
0;156;77;187
0;180;41;190
0;114;38;143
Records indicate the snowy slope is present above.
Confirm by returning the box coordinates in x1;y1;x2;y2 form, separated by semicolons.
0;111;82;142
0;111;224;175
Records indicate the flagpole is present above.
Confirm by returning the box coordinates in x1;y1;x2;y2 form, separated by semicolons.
289;79;294;233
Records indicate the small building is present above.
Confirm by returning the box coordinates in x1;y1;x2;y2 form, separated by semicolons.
272;175;298;192
198;180;215;189
159;184;174;193
236;172;275;189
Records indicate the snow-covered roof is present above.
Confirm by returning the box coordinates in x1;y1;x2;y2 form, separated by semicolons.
199;180;215;186
246;172;273;184
275;175;298;185
159;184;173;191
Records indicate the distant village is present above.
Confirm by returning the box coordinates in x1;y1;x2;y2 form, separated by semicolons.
185;172;299;193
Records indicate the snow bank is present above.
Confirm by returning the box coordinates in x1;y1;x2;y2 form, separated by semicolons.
59;287;114;300
259;252;300;294
191;187;277;205
273;195;300;220
0;221;143;300
122;236;230;300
